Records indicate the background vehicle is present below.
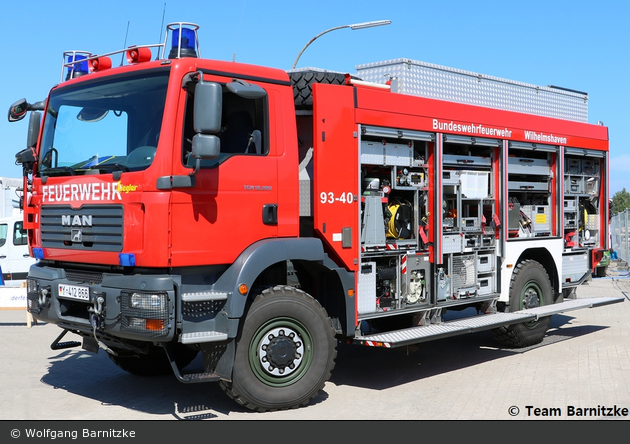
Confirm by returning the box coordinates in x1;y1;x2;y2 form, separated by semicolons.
10;22;623;412
0;178;35;285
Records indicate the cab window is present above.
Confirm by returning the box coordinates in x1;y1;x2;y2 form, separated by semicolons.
182;81;268;168
13;221;27;246
0;224;7;248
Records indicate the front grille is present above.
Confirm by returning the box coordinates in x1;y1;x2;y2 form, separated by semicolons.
64;269;104;284
40;205;123;252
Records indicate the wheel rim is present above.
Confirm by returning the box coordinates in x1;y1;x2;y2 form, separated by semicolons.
520;279;544;329
248;317;313;387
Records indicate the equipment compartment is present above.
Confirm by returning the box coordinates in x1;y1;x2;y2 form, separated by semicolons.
476;253;495;273
508;181;550;192
443;154;491;167
582;159;600;176
360;140;414;166
564;176;584;194
507;156;551;176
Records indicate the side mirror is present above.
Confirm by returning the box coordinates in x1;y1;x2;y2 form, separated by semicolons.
189;134;220;176
194;81;222;134
8;98;28;122
192;134;220;160
8;98;45;122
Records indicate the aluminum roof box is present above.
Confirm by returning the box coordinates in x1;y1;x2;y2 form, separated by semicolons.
355;58;588;122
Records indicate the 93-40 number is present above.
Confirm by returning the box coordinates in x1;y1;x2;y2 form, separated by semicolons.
320;191;355;204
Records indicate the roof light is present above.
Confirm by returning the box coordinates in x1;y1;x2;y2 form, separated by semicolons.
64;51;90;81
165;22;199;59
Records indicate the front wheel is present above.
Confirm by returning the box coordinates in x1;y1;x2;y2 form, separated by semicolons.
220;286;337;412
492;260;553;348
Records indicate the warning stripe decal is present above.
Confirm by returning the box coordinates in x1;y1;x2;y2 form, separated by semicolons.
364;341;392;348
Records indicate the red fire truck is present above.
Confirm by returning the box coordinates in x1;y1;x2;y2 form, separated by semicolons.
10;22;623;412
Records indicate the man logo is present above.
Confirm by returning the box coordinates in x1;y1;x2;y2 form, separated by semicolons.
62;215;93;227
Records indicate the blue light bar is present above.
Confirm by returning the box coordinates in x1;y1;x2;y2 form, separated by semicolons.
65;53;89;80
169;27;198;58
33;248;44;260
119;253;136;267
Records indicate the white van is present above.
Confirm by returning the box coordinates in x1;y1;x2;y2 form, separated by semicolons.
0;215;36;285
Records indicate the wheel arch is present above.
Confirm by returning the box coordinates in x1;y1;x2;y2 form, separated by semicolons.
502;247;561;306
218;238;354;335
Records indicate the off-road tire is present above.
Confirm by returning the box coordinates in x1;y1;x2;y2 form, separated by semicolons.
107;342;198;377
492;260;553;348
219;286;337;412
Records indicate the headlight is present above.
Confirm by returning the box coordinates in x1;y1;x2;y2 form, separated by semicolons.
130;293;165;310
121;291;170;337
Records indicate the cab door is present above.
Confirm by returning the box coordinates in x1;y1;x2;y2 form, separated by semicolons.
169;79;278;267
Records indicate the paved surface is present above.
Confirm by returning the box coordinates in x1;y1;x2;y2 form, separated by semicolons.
1;263;629;421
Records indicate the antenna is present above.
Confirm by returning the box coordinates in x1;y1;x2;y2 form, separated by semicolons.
157;3;166;60
120;21;130;66
233;0;247;62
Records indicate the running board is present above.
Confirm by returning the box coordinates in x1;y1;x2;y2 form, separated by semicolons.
354;296;625;348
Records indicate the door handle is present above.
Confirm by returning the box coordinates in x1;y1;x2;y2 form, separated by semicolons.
262;204;278;226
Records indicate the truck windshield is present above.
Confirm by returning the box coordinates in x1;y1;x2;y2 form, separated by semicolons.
39;69;169;176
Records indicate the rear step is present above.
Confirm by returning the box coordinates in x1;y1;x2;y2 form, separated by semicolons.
354;296;625;348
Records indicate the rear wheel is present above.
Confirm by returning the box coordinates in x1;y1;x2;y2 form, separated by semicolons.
220;286;337;412
492;260;553;347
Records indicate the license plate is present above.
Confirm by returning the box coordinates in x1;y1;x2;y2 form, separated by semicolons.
58;284;90;301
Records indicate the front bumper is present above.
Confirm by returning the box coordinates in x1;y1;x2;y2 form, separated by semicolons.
26;262;176;343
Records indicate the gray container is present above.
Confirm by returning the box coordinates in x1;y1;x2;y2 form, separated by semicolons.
355;58;588;122
508;156;551;176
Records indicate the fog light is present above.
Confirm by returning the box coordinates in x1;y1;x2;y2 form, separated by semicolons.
128;317;146;329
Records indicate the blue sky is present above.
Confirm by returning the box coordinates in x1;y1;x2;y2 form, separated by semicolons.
2;0;629;194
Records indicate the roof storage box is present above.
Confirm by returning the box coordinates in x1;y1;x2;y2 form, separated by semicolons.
355;58;588;122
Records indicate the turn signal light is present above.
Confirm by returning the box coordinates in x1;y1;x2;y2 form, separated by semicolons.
145;319;165;331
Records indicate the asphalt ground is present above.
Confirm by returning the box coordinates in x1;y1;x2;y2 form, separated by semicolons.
0;263;629;423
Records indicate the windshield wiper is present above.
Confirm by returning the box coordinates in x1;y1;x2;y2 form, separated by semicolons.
92;163;130;174
40;166;76;176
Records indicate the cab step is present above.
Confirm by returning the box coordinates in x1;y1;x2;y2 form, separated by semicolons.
354;296;624;348
50;329;81;350
163;345;222;384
